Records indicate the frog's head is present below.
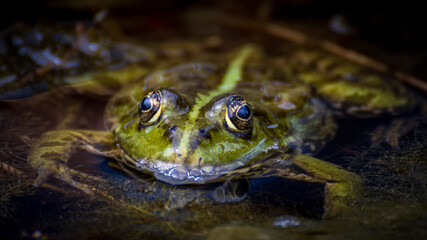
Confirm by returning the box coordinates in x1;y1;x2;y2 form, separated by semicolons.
115;88;284;185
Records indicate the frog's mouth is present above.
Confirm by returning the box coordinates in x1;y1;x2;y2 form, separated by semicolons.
121;138;278;185
132;157;242;185
122;153;262;185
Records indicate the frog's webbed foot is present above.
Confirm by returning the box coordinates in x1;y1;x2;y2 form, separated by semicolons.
28;130;118;194
211;178;250;203
291;154;362;218
370;116;422;148
33;163;96;195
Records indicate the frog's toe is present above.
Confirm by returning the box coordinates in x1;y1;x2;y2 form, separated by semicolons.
33;164;95;195
56;166;95;195
68;168;106;183
371;116;421;148
33;169;51;187
32;162;60;187
211;178;249;203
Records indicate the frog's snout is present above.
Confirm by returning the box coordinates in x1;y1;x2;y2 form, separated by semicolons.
198;128;212;139
168;127;212;159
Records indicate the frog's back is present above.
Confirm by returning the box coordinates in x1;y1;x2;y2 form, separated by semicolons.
107;46;418;127
287;49;417;116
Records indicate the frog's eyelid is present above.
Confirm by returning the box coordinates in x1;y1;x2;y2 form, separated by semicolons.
225;114;240;132
146;106;162;124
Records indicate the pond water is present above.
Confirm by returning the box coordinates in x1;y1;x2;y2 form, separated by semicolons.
1;2;426;239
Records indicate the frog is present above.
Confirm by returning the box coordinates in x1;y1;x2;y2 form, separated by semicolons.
27;44;418;217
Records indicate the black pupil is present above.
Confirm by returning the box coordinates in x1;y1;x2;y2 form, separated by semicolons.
237;105;251;119
140;97;152;111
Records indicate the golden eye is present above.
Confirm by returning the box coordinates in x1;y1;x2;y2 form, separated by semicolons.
139;90;162;126
225;96;253;137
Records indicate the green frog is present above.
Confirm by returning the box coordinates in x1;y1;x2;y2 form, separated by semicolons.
27;44;418;217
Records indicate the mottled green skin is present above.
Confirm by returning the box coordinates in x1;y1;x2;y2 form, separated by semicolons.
104;46;414;184
27;45;416;216
106;49;321;183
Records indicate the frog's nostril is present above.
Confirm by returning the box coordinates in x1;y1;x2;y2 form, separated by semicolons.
164;126;178;139
198;128;211;139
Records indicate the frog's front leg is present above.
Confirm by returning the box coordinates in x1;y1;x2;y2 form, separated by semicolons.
292;154;362;218
28;130;120;194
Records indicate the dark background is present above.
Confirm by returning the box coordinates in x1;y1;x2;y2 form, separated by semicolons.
2;0;426;80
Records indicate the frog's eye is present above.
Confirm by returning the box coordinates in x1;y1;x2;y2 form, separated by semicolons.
139;90;162;126
225;96;253;137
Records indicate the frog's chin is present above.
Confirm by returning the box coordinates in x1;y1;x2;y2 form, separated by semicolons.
132;157;245;185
